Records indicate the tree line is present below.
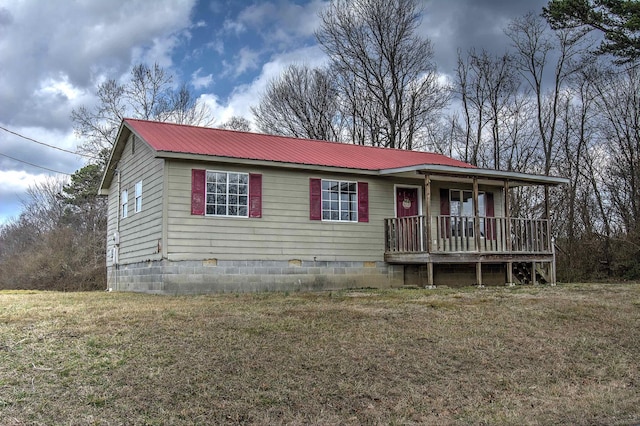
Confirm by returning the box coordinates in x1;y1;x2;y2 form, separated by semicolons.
0;0;638;290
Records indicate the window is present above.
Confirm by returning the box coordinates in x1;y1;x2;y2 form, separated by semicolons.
321;180;357;221
205;171;249;217
121;189;128;218
135;181;142;213
450;190;474;217
449;189;485;237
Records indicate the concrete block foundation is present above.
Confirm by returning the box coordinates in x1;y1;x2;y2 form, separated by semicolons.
107;259;405;294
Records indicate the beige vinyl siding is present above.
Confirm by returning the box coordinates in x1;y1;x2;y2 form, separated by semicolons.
165;160;401;261
114;134;164;264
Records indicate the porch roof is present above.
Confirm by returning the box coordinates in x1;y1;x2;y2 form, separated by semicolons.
379;164;569;186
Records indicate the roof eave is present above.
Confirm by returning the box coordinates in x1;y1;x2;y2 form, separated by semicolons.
99;122;132;194
379;164;569;186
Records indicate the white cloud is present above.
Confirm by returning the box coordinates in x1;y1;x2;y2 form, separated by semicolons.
191;68;214;90
0;0;200;224
0;0;197;127
234;47;261;75
207;39;225;55
222;19;246;35
222;1;327;50
35;74;84;101
0;170;55;195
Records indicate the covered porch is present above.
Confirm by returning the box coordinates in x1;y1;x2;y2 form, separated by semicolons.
379;165;568;287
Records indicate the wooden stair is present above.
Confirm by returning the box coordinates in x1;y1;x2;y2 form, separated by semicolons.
512;262;550;285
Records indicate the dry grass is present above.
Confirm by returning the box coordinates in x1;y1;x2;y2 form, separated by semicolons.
1;283;639;425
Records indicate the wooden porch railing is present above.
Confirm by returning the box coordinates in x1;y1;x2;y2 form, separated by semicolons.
384;215;551;254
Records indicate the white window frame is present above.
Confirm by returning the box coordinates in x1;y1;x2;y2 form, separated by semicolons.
135;181;143;213
321;179;358;222
121;189;128;218
449;188;486;237
205;170;249;217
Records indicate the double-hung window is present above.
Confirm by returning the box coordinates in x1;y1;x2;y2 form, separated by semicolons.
135;181;142;213
121;189;128;218
449;189;485;237
205;171;249;217
322;180;357;221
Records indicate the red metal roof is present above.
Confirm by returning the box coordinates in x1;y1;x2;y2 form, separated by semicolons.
124;118;475;171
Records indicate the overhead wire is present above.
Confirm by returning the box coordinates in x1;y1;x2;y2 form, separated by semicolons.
0;125;102;176
0;125;100;160
0;151;71;175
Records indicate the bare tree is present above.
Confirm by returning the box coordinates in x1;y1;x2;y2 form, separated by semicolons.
454;50;483;165
593;66;640;237
552;63;607;278
252;64;342;141
155;84;214;127
316;0;449;149
72;63;214;157
20;176;67;235
219;116;253;132
0;173;107;291
506;12;590;176
454;49;522;168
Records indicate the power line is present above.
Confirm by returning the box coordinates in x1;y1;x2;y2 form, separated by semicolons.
0;151;71;175
0;125;100;160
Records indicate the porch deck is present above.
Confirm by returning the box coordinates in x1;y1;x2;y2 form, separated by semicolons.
384;215;555;286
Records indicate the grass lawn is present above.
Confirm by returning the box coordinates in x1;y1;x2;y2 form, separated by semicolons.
1;283;639;425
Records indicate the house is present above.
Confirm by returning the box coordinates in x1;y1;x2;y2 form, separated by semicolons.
99;118;568;294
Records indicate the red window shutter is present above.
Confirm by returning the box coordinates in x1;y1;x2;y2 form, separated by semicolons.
309;178;322;220
440;188;450;238
249;173;262;218
439;188;450;215
485;192;495;240
357;181;368;222
486;192;495;217
191;169;206;215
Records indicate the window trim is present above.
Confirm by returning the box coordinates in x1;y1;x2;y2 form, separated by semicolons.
321;179;358;222
205;170;250;218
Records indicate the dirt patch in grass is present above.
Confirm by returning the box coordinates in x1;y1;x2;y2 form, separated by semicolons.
1;284;639;425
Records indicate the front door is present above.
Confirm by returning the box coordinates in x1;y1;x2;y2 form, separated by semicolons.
396;187;419;217
395;187;421;251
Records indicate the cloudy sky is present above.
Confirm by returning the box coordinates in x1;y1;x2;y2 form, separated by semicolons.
0;0;549;224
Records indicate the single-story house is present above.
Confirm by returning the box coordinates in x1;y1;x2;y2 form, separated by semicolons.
99;118;568;294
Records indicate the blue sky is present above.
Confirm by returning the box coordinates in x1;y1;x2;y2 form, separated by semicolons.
0;0;548;224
